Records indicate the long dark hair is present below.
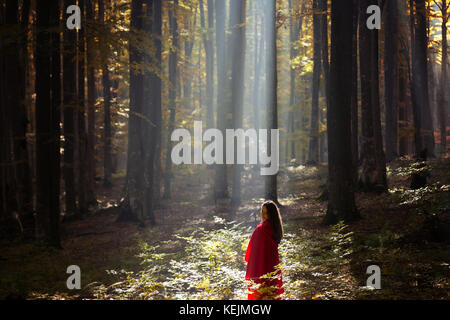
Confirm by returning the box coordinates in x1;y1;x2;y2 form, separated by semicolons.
261;200;283;244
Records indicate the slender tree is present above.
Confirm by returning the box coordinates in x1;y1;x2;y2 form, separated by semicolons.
63;0;78;217
350;0;359;185
230;0;247;206
120;0;145;222
323;0;358;224
86;0;97;204
35;0;61;246
264;0;279;204
78;0;88;215
385;0;400;162
358;0;387;192
200;0;215;129
308;0;322;165
99;0;113;187
153;0;163;206
163;0;178;200
214;0;229;199
436;0;448;154
413;0;435;157
4;0;33;233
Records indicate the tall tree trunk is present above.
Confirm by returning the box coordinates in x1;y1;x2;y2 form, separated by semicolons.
183;6;195;111
323;0;358;224
409;0;424;155
35;0;61;246
438;0;448;154
140;0;157;225
230;0;246;206
308;0;322;165
0;1;6;222
350;0;359;185
120;0;145;222
163;0;178;200
200;0;215;129
214;0;228;199
358;0;387;192
384;0;400;162
86;0;97;204
264;0;279;204
286;0;303;162
320;0;330;164
99;0;113;187
78;0;88;216
414;0;435;157
4;0;33;235
63;0;78;217
152;0;162;207
253;1;261;135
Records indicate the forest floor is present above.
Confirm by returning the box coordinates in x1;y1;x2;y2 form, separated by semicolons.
0;157;449;300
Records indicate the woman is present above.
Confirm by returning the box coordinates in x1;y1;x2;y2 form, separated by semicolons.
244;200;284;300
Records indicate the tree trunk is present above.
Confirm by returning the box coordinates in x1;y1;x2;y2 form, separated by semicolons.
350;0;359;185
86;0;97;204
358;0;387;192
63;0;78;217
409;0;424;155
308;0;322;165
120;0;145;222
163;0;178;200
214;0;229;199
99;0;113;187
323;0;358;224
200;0;215;129
77;0;88;216
413;0;435;157
152;0;162;207
438;0;448;154
4;0;33;235
384;0;400;162
35;0;61;246
264;0;279;204
229;0;246;206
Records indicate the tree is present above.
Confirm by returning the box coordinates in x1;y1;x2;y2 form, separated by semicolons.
214;0;229;200
35;0;61;246
308;0;322;165
120;0;145;222
152;0;163;206
287;0;306;161
99;0;113;187
413;0;435;157
86;0;97;204
63;0;78;218
320;0;330;164
384;0;400;162
199;0;215;129
435;0;448;154
323;0;359;224
350;0;359;185
230;0;247;206
78;0;88;216
264;0;279;204
163;0;178;200
3;0;33;234
358;0;387;192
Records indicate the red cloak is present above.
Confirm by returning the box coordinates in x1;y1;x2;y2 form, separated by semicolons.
245;220;283;300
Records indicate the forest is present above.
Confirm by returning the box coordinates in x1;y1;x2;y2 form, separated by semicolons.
0;0;449;300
